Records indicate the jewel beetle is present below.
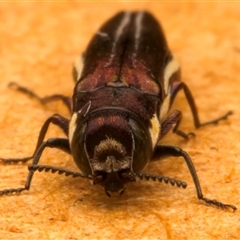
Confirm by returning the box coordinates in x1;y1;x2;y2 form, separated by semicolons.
0;11;236;211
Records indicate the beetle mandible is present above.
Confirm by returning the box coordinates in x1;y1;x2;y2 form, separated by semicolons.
0;11;236;211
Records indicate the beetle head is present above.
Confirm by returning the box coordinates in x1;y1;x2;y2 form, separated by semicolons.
86;115;133;195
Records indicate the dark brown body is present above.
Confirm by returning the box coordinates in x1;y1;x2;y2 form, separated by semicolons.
70;12;174;190
0;11;236;210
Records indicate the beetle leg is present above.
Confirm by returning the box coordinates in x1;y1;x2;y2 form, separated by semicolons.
0;114;69;164
160;109;195;140
9;82;72;112
153;145;237;211
170;81;232;129
0;138;81;196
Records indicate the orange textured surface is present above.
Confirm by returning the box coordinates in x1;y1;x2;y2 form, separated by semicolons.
0;2;240;239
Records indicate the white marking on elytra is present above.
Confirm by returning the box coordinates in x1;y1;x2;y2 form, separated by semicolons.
159;94;171;121
105;11;131;67
149;114;161;148
134;11;144;51
68;101;91;146
163;57;180;94
97;31;109;38
73;55;84;81
69;112;77;146
83;101;91;117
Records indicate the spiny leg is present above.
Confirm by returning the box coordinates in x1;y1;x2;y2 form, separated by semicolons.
0;138;76;195
9;82;72;112
0;114;69;164
169;81;232;137
153;145;236;211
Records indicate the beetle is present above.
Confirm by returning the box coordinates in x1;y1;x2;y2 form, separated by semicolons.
0;11;236;211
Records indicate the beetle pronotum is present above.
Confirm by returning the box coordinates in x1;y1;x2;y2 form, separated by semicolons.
0;11;236;211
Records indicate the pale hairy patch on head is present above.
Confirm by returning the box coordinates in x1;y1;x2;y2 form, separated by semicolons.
90;137;130;173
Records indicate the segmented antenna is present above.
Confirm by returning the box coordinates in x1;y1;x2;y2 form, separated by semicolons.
132;173;187;189
28;164;92;179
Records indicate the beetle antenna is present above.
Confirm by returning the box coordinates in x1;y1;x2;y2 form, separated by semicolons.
28;164;93;179
132;172;187;189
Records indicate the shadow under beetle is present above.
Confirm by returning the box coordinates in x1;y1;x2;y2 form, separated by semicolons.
0;11;236;211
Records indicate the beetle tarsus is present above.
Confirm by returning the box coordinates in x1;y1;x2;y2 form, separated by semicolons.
0;156;32;164
174;130;196;140
201;197;237;212
197;110;233;127
0;187;28;196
